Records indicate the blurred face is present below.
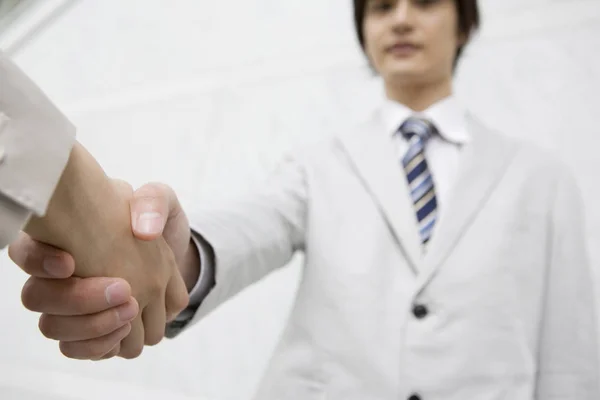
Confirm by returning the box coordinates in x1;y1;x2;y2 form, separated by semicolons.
363;0;466;88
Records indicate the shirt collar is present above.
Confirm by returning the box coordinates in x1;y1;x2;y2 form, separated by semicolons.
380;94;471;145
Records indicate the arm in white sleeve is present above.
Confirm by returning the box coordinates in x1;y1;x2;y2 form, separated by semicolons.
0;52;75;248
165;152;309;338
535;167;600;398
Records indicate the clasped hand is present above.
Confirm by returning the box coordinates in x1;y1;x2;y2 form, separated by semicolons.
8;181;193;360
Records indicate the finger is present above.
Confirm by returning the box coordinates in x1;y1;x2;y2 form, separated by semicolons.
142;295;167;346
38;298;138;342
59;324;131;360
131;182;179;240
98;343;121;361
8;232;75;279
22;277;131;315
59;323;132;361
118;315;145;359
165;271;189;322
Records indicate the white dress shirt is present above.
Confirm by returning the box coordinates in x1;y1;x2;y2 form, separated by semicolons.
383;94;471;215
183;94;472;311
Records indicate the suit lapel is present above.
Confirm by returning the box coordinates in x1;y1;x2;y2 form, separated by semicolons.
338;112;423;273
416;114;520;290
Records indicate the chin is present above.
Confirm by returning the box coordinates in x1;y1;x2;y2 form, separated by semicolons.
382;58;444;86
383;66;429;86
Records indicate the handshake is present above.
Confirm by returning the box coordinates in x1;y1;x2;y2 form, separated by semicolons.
9;176;197;361
1;52;200;361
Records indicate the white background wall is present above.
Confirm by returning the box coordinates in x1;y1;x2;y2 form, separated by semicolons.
0;0;599;399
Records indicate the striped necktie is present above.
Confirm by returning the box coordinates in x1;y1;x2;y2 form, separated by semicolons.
398;117;438;245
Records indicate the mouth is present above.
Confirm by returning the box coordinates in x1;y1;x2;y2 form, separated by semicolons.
386;42;422;57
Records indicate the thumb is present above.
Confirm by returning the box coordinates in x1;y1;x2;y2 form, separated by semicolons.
130;182;173;241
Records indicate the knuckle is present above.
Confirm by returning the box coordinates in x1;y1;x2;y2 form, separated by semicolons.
85;342;112;360
58;341;95;360
98;347;119;361
70;287;88;305
38;315;59;339
145;332;163;347
58;342;76;359
147;277;165;298
60;338;116;361
107;344;121;359
168;293;189;317
175;292;190;313
120;344;143;359
68;284;95;314
13;245;46;276
87;347;110;360
21;279;41;311
7;233;30;266
7;244;20;266
87;316;112;338
138;182;165;198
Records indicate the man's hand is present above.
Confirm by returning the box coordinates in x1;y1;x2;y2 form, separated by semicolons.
8;181;199;360
128;182;200;296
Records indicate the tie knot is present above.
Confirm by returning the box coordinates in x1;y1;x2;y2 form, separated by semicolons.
398;117;437;142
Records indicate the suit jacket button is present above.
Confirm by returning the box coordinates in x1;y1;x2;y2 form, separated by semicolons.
412;304;429;319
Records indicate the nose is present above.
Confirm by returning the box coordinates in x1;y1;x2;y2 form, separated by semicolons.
391;1;415;32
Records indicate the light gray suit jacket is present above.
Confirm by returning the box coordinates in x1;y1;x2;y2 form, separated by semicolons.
179;110;599;399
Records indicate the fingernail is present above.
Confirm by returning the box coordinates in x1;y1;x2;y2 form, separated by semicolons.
117;303;138;322
135;212;163;235
43;256;65;278
105;282;129;306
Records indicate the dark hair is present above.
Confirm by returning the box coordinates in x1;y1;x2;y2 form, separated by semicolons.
353;0;480;70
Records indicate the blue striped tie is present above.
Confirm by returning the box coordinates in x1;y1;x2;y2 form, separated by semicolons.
398;117;438;245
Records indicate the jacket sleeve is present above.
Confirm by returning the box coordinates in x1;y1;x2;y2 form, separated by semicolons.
0;51;75;248
535;166;600;398
166;152;309;337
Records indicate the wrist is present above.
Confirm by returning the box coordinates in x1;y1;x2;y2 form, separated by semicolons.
181;237;201;292
24;142;123;268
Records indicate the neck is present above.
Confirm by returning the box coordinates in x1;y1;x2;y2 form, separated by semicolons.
384;76;453;112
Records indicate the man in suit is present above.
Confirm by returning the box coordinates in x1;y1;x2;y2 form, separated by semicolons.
9;0;600;398
0;51;190;358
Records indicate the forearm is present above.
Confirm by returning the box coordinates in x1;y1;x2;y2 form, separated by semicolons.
167;154;308;338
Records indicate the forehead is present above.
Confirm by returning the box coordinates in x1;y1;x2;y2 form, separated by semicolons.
361;0;460;22
362;0;458;11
